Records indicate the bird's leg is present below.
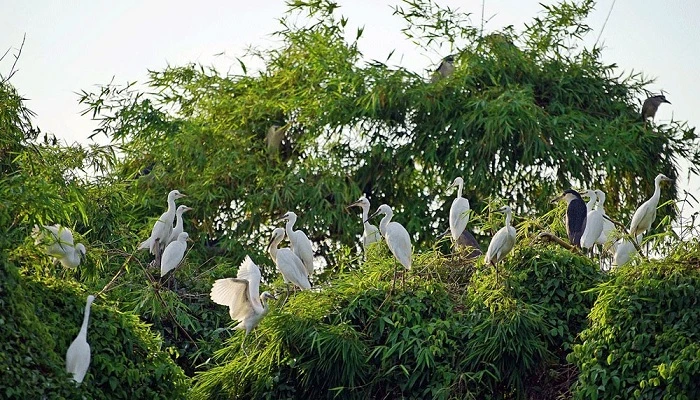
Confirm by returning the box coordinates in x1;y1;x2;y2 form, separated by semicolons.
391;262;398;294
153;238;162;269
241;334;249;357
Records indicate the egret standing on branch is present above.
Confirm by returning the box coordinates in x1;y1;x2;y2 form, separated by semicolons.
66;295;95;384
348;196;380;253
367;204;412;288
551;189;587;248
594;189;615;249
139;190;186;266
448;177;471;247
629;174;673;239
581;191;604;252
210;256;277;351
160;232;189;278
485;206;516;280
280;211;314;276
267;228;311;292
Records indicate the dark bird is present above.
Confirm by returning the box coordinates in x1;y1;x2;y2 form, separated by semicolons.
430;55;455;83
551;189;587;247
641;94;671;121
440;227;482;260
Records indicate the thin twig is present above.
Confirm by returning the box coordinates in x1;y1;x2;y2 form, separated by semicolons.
2;33;25;83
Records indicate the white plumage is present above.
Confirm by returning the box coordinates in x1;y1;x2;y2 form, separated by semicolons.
167;205;193;246
613;235;642;267
584;189;597;212
629;174;673;237
160;232;189;277
348;196;381;252
210;256;276;335
267;228;311;290
594;189;615;247
280;211;315;276
581;191;604;251
66;295;95;384
485;206;516;267
448;177;471;244
33;224;87;268
138;189;186;254
369;204;412;270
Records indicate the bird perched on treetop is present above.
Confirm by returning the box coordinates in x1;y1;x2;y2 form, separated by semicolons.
629;174;673;238
641;94;671;122
551;189;587;247
430;55;455;83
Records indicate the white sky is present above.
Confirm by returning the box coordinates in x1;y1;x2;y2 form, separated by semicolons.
2;0;698;218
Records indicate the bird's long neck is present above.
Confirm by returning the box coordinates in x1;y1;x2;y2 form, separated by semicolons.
174;211;184;230
456;181;463;199
260;296;270;313
166;195;177;215
268;239;280;262
361;205;369;223
80;301;93;339
505;209;512;228
652;178;662;203
379;212;392;235
285;217;296;236
597;193;606;208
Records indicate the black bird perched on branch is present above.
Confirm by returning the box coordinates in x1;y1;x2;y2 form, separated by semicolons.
641;94;671;121
430;55;455;83
551;189;587;247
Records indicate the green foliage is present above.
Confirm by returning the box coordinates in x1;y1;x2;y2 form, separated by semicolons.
0;260;190;399
570;244;700;399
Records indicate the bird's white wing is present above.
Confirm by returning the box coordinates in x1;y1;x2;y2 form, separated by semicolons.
210;278;254;321
581;210;604;249
277;249;311;289
630;200;654;236
160;240;187;276
449;197;470;242
236;256;263;313
364;223;381;245
386;223;412;269
291;230;314;275
66;338;91;383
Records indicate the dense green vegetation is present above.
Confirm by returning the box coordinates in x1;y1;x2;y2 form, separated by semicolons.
2;0;699;398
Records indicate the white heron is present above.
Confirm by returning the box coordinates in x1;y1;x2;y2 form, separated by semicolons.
167;205;193;246
210;256;277;350
448;177;471;245
138;190;186;256
160;232;189;277
267;228;311;291
33;224;87;268
629;174;673;238
348;196;381;253
584;189;597;212
581;192;604;252
367;204;412;288
594;189;615;248
66;295;95;384
280;211;314;276
613;235;643;267
551;189;587;247
484;206;516;279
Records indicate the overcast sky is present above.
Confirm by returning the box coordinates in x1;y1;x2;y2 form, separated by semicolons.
2;0;698;217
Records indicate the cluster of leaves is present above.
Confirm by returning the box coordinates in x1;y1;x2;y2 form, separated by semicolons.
569;242;700;399
191;237;603;399
0;259;190;399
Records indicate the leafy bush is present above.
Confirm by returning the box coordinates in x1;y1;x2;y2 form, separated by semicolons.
0;260;190;399
569;246;700;399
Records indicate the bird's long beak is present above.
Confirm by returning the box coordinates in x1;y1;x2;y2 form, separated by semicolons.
347;200;361;209
664;99;672;104
437;228;450;239
497;206;508;213
365;210;380;223
550;194;563;204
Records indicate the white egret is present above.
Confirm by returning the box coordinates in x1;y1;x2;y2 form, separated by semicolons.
629;174;673;238
138;190;186;256
66;295;95;384
581;191;604;252
448;177;471;245
551;189;587;247
210;256;277;341
267;228;311;290
280;211;314;276
33;224;87;268
594;189;615;248
348;196;381;253
613;235;643;267
367;204;412;288
160;232;189;277
167;205;193;246
484;206;516;279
